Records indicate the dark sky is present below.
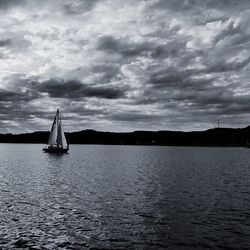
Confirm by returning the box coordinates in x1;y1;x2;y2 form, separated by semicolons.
1;0;250;133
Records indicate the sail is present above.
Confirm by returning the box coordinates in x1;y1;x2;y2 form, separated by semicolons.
48;109;59;145
57;119;68;148
43;109;69;153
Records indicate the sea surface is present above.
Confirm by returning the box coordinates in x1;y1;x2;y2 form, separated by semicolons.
0;144;250;249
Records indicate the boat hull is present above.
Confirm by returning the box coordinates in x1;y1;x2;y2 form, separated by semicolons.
43;147;69;153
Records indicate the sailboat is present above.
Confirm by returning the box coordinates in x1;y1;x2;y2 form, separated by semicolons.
43;109;69;153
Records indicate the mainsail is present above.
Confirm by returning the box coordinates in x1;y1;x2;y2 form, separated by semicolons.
48;109;68;148
48;109;59;145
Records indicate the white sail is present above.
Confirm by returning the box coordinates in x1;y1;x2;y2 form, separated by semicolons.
57;119;68;148
48;109;59;145
43;109;69;153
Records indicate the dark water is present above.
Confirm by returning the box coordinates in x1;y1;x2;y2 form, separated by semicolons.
0;144;250;249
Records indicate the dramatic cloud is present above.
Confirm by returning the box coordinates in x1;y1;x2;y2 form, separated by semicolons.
38;79;126;99
0;0;26;9
1;0;250;133
0;39;11;47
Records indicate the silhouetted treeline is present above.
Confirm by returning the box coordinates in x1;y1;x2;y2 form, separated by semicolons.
1;127;250;146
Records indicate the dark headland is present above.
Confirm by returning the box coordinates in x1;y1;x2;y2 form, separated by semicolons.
1;126;250;147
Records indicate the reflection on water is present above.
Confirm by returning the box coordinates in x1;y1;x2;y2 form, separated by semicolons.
0;144;250;249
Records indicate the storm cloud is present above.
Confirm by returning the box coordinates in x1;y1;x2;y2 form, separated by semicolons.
1;0;250;133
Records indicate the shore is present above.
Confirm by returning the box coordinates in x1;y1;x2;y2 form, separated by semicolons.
0;127;250;147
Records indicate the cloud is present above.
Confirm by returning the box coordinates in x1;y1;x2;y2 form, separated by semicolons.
149;0;250;13
110;112;163;122
1;0;250;132
63;0;100;15
38;79;126;99
0;89;38;102
0;0;26;9
207;55;250;73
0;39;11;47
96;35;168;59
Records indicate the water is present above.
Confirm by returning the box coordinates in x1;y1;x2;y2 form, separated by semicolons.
0;144;250;249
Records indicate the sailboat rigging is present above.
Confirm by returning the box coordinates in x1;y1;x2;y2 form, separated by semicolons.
43;109;69;153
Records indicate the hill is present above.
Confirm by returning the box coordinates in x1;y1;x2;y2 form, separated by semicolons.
1;127;250;147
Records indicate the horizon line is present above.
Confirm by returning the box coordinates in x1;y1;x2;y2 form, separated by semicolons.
1;125;249;136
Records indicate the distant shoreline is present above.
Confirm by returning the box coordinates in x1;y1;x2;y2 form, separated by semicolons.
0;127;250;147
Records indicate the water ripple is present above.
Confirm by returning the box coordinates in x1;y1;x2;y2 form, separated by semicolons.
0;144;250;249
